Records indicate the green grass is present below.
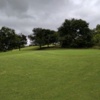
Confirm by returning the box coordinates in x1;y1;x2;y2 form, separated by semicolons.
0;47;100;100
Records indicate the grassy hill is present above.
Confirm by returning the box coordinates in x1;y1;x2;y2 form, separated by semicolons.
0;47;100;100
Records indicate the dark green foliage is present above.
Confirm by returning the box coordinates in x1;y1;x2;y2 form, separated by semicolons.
0;27;27;51
32;28;45;48
0;27;16;51
28;28;57;49
43;29;58;47
96;24;100;31
1;18;100;50
92;24;100;47
58;18;93;48
14;34;27;51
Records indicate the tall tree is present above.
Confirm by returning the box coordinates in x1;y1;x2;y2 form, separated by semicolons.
29;28;57;49
58;18;92;48
43;29;57;47
31;28;45;49
0;26;27;51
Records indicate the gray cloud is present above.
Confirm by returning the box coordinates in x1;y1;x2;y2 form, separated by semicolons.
0;0;100;35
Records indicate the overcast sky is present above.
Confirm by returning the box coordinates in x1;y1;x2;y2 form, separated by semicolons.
0;0;100;35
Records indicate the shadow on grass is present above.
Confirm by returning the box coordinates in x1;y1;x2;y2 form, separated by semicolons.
36;46;62;50
21;45;96;52
22;46;61;51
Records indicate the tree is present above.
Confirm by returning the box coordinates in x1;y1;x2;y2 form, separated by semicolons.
58;19;72;47
15;33;27;51
28;28;57;49
43;29;57;47
58;18;92;48
0;26;27;51
50;32;58;46
0;26;16;51
95;24;100;32
30;28;45;49
92;24;100;47
93;34;100;46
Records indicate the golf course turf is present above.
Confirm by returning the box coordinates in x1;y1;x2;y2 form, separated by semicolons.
0;47;100;100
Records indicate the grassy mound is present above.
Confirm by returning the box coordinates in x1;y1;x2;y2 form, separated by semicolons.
0;47;100;100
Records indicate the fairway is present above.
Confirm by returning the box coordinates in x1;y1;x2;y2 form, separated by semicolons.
0;47;100;100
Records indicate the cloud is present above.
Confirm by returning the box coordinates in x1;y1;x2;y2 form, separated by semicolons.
0;0;100;35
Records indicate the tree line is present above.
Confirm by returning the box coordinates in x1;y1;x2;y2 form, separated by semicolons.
0;18;100;52
28;18;100;49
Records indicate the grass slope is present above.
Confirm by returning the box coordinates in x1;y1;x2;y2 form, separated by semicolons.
0;47;100;100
